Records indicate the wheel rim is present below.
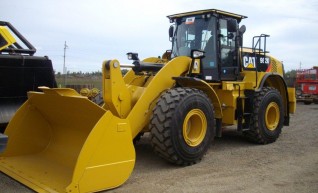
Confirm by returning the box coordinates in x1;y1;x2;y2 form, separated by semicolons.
183;109;207;147
265;102;280;131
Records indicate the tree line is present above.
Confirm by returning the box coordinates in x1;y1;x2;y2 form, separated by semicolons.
55;69;129;77
55;69;297;87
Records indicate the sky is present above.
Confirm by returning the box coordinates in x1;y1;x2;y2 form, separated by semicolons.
2;0;318;73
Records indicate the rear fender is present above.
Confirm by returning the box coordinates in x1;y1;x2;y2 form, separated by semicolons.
258;74;296;125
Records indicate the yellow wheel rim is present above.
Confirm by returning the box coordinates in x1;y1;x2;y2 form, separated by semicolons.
183;109;207;147
265;102;280;131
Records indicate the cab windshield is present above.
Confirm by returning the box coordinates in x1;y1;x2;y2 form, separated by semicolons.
171;16;216;58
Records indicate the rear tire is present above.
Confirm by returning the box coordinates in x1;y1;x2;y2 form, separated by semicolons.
243;87;284;144
150;88;214;165
304;100;312;105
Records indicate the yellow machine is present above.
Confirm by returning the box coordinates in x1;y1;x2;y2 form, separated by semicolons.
0;9;296;192
0;23;17;50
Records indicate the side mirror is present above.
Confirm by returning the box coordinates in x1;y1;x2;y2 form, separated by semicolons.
239;25;246;35
227;19;237;33
169;25;175;41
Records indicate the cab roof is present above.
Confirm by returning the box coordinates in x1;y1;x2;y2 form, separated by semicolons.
167;9;247;23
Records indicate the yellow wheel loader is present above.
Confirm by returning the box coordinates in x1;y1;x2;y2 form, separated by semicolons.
0;9;296;192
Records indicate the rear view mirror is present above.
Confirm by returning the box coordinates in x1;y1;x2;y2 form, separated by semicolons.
169;25;175;41
239;25;246;35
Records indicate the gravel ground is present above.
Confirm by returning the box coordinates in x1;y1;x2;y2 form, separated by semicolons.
1;103;317;193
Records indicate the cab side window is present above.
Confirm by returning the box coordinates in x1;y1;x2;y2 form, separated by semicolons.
219;19;236;67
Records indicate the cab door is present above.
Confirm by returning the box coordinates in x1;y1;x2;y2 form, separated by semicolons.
218;18;239;81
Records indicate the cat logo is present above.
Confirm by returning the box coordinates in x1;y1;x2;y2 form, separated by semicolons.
243;56;256;68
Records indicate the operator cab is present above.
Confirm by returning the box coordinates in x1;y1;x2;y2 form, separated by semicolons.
168;9;247;82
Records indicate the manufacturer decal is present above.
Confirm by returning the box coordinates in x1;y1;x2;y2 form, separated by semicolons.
242;55;270;69
243;56;256;68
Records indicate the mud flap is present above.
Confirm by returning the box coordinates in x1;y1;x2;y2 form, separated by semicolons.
0;88;135;193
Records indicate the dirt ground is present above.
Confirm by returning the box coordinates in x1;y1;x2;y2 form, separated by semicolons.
1;103;317;193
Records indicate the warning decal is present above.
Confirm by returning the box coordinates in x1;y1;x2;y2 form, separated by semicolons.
185;17;195;24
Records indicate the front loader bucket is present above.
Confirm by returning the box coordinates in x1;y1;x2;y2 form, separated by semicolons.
0;88;135;193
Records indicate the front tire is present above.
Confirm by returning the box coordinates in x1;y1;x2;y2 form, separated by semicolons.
304;100;312;105
150;88;214;165
244;87;284;144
